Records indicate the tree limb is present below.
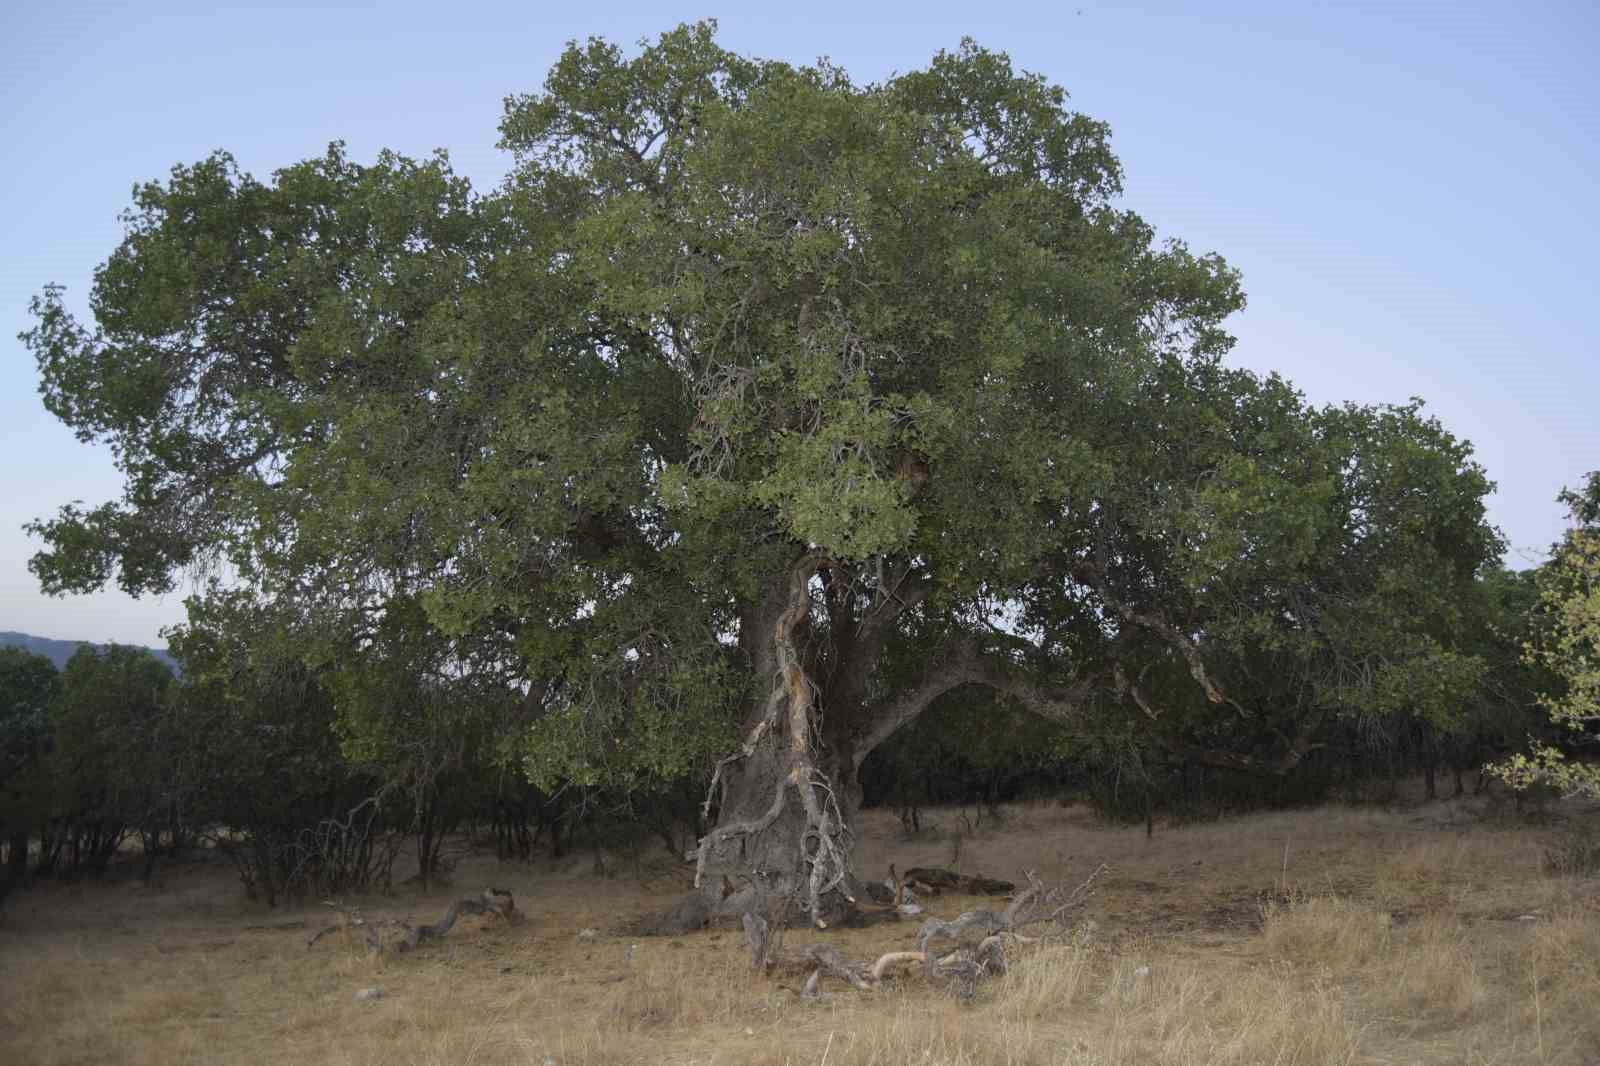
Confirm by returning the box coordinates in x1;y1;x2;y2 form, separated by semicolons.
306;889;521;955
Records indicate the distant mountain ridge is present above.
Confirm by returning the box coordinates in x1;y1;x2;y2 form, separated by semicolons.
0;631;179;673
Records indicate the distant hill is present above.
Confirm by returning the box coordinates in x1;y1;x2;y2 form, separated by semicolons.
0;631;179;674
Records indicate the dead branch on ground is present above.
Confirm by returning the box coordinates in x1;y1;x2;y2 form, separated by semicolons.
741;865;1105;1000
306;888;522;955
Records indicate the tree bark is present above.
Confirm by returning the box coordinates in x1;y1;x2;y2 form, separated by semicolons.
1;828;29;903
681;559;1114;931
691;552;862;928
681;552;1300;932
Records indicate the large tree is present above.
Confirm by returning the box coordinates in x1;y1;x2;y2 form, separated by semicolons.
23;23;1499;923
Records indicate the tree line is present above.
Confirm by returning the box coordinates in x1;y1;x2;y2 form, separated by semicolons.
4;480;1592;906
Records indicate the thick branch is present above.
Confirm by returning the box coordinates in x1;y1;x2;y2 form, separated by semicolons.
851;639;984;762
396;888;522;952
854;638;1111;763
824;562;934;740
970;654;1108;726
1069;561;1227;706
1160;732;1323;775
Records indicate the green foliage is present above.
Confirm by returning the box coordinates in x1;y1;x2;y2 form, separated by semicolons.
29;645;174;875
0;647;57;767
166;590;382;900
21;22;1508;816
1;648;60;885
1496;473;1600;799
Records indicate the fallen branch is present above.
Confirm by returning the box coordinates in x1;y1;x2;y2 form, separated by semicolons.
396;888;522;952
307;889;522;955
307;901;382;953
900;866;1015;897
743;865;1106;1000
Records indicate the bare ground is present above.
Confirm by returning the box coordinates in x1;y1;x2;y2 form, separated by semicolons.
2;787;1597;1065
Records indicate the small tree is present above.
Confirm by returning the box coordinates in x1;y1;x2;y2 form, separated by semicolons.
0;648;60;897
36;646;174;877
1496;473;1600;798
167;590;380;903
326;594;508;887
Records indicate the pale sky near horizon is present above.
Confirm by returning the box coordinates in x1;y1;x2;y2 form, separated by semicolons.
2;1;1595;648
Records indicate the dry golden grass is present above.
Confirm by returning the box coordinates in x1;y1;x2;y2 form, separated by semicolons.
2;786;1597;1065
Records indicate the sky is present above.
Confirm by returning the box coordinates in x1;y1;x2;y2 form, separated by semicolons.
2;1;1595;647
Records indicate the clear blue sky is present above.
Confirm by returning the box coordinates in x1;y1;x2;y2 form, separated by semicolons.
3;1;1595;646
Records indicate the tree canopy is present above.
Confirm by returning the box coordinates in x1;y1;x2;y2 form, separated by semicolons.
23;22;1503;919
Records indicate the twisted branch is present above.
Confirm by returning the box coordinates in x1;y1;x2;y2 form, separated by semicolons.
306;889;521;955
742;865;1106;998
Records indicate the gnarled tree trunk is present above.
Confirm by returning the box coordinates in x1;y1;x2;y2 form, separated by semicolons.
664;551;1283;935
691;553;860;928
683;554;1076;930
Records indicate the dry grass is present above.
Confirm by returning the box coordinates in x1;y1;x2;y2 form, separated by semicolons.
2;787;1597;1065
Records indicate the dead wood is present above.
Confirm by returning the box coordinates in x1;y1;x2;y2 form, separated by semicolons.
740;864;1106;999
869;950;927;981
835;905;906;929
307;901;383;953
745;911;877;989
306;888;521;955
902;867;1015;897
913;908;1008;954
396;888;521;952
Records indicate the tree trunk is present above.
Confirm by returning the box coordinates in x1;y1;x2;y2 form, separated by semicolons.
686;554;862;929
680;557;1017;931
1;828;29;902
694;742;860;925
415;794;441;889
655;554;1112;936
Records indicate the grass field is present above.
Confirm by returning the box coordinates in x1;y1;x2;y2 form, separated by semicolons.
2;787;1597;1065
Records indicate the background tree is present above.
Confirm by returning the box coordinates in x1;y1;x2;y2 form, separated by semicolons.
166;591;383;903
324;593;512;887
23;23;1503;924
1496;473;1600;798
0;648;59;899
31;646;174;878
